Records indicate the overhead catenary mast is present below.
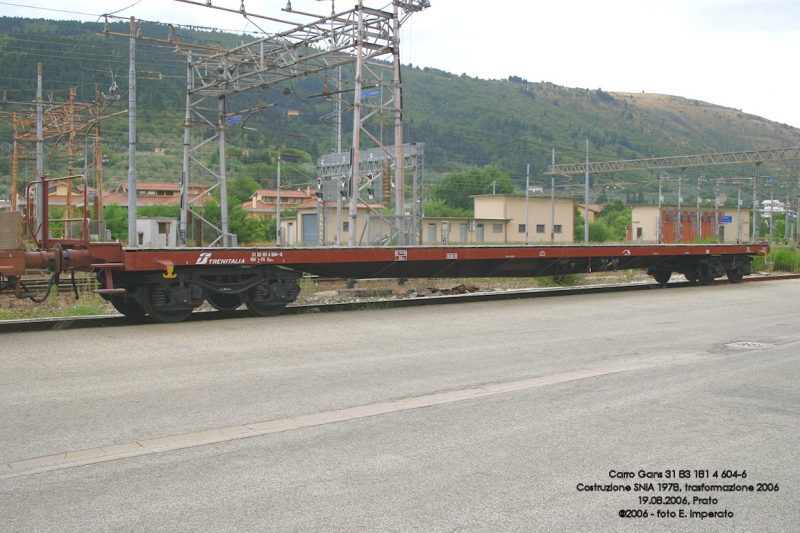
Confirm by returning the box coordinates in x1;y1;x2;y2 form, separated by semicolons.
163;0;430;248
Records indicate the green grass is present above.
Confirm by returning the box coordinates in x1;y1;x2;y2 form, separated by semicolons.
768;246;800;272
0;291;112;321
537;274;582;287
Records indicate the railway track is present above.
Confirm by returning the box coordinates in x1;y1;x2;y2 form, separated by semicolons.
1;273;797;333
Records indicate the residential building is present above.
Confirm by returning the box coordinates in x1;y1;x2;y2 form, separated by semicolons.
102;181;212;207
242;189;313;218
577;204;602;224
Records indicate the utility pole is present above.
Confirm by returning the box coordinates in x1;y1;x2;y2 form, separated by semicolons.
584;139;589;245
550;148;556;244
348;0;364;247
335;65;342;246
769;185;774;243
94;87;104;221
218;94;230;247
35;63;44;241
524;163;529;245
696;175;704;240
657;173;665;244
127;17;137;247
180;53;191;247
737;181;742;244
676;169;684;243
753;163;760;242
714;177;722;241
785;191;791;244
392;0;405;246
276;149;281;246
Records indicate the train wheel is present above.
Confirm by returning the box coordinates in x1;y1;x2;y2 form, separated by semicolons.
110;296;147;318
144;285;194;323
683;271;698;283
652;270;672;286
697;264;715;286
207;292;244;312
244;283;287;317
96;270;147;317
725;265;744;284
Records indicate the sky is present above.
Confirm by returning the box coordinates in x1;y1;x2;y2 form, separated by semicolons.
3;0;800;128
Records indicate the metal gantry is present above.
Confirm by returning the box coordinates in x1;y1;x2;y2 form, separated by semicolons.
546;147;800;176
1;67;121;236
317;142;425;245
548;147;800;243
170;0;429;246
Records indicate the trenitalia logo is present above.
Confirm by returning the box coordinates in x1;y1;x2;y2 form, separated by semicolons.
195;252;245;265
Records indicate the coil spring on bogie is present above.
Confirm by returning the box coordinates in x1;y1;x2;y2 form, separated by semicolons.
151;286;169;307
286;282;300;300
251;284;270;303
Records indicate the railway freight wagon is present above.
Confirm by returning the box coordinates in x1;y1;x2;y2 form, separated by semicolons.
0;205;767;323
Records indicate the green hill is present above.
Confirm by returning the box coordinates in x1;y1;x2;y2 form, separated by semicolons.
1;17;799;205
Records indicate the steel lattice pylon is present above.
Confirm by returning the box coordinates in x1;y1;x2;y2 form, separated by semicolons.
172;0;430;246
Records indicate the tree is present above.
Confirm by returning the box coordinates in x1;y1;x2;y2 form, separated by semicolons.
588;221;612;242
423;198;473;218
573;204;585;242
227;175;261;205
430;166;515;212
594;199;631;241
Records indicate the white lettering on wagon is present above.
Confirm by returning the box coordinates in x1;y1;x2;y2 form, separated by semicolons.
250;251;284;264
195;252;245;265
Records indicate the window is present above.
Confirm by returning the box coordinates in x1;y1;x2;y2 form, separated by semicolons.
519;224;526;233
158;222;169;234
536;224;545;233
493;223;503;233
554;225;562;233
342;221;349;232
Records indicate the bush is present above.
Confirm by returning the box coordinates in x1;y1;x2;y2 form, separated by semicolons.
768;246;800;272
588;221;611;242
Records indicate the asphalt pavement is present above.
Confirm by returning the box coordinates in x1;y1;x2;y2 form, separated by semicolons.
1;280;798;532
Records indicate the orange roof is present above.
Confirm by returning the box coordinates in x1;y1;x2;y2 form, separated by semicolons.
115;181;206;193
252;189;312;199
242;200;278;212
297;198;382;210
102;190;215;206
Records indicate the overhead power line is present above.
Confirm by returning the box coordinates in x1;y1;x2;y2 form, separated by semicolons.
548;147;800;175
